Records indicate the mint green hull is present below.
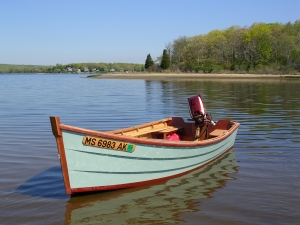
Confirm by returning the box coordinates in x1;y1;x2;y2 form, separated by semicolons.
62;129;238;190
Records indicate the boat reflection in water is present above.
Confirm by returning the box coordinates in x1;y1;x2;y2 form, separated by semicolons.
65;149;238;225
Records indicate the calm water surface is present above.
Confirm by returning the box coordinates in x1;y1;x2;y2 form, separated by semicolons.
0;74;299;225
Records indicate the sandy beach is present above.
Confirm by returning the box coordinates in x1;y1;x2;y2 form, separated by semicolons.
88;73;300;81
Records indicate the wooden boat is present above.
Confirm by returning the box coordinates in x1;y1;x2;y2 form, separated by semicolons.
50;95;240;195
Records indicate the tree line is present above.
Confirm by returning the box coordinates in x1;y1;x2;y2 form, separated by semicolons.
0;62;144;74
146;20;300;74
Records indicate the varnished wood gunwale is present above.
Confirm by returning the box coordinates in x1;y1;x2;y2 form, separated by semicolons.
58;118;240;147
50;116;72;195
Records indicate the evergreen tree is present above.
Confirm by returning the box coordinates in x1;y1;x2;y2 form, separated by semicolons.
145;54;154;69
160;49;170;69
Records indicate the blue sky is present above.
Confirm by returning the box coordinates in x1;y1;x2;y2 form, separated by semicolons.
1;0;299;65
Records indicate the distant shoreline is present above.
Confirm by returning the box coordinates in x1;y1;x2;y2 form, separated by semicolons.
88;73;300;80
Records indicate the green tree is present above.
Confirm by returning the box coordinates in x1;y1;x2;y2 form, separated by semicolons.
160;49;170;69
145;54;154;69
170;36;189;65
243;23;273;67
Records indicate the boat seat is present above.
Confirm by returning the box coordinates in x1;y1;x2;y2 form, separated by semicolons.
209;129;228;138
125;126;182;138
153;126;182;139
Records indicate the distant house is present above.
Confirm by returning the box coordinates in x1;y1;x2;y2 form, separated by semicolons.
83;67;89;73
66;67;73;72
110;68;115;72
73;69;81;74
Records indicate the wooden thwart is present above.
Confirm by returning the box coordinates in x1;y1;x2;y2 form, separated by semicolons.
154;126;182;139
209;129;228;137
125;126;182;137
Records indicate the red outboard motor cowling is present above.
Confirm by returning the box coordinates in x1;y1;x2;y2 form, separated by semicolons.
188;94;207;124
188;94;215;140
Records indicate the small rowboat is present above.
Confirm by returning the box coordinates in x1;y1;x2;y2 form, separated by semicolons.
50;95;240;195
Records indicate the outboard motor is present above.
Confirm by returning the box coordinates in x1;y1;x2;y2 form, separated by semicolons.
188;94;215;140
188;94;207;125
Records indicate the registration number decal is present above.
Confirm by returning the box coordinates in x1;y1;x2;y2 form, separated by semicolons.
82;136;136;153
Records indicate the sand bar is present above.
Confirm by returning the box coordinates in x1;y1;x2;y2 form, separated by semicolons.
87;73;300;81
